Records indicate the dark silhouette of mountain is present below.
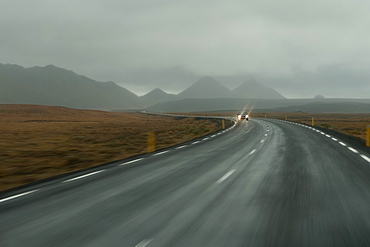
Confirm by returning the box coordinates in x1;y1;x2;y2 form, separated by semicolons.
0;64;143;110
178;77;237;99
141;88;177;106
314;95;325;99
232;79;286;99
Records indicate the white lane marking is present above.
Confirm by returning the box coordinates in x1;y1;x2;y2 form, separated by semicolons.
217;169;236;183
248;149;257;155
331;138;338;141
211;135;216;137
192;141;200;145
339;142;347;146
0;190;38;203
119;158;143;166
361;155;370;163
260;140;265;143
326;135;331;138
136;239;153;247
176;146;186;149
348;147;359;153
154;151;169;156
265;134;268;136
203;138;209;140
63;170;105;183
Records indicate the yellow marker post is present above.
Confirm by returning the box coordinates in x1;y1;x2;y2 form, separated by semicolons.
147;132;155;153
312;117;315;126
222;119;225;129
367;125;370;147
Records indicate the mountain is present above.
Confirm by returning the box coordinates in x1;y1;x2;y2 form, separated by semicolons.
0;64;143;110
232;79;286;99
177;77;237;99
141;88;177;106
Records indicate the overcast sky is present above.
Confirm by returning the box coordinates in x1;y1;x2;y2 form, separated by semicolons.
1;0;370;98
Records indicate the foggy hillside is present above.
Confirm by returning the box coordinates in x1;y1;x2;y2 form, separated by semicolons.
177;77;237;99
233;79;286;99
141;88;177;106
0;64;143;110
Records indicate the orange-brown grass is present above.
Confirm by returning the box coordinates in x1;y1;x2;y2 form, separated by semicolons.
0;104;223;191
252;112;370;140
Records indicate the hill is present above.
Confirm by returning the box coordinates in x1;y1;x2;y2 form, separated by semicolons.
141;88;177;106
232;79;286;99
177;77;237;99
0;64;143;110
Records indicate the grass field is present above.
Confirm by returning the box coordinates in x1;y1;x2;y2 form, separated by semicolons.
0;105;227;192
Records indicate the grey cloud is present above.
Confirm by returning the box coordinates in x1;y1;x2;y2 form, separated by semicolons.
1;0;370;98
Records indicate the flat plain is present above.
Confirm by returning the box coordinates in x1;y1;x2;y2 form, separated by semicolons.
0;104;224;192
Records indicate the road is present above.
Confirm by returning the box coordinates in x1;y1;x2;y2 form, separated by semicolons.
1;118;370;246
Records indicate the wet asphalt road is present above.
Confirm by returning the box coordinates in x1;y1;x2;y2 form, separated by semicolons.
1;119;370;247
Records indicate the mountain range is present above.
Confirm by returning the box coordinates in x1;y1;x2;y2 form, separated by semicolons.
1;63;369;113
0;63;285;110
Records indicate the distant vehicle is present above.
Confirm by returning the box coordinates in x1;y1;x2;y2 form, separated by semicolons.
237;112;249;121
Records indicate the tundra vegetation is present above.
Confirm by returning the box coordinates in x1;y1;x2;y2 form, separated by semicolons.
0;105;225;191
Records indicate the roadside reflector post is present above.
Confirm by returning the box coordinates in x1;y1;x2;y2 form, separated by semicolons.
312;117;315;126
367;125;370;147
147;132;156;153
285;115;288;121
265;115;266;118
222;119;225;129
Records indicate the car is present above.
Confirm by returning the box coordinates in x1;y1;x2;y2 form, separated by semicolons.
237;112;249;121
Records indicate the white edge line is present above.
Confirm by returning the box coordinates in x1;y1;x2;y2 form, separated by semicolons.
348;147;359;153
119;158;143;166
361;155;370;163
154;151;169;156
217;169;236;183
176;146;186;149
0;190;38;203
63;170;105;183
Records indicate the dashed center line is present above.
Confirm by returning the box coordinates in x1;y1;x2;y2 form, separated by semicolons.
248;149;257;155
260;140;265;143
176;146;186;149
339;142;347;146
192;141;200;145
63;170;105;183
217;169;235;183
136;239;153;247
331;138;338;141
0;190;38;203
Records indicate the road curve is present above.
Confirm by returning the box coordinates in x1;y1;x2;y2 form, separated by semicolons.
1;119;370;247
